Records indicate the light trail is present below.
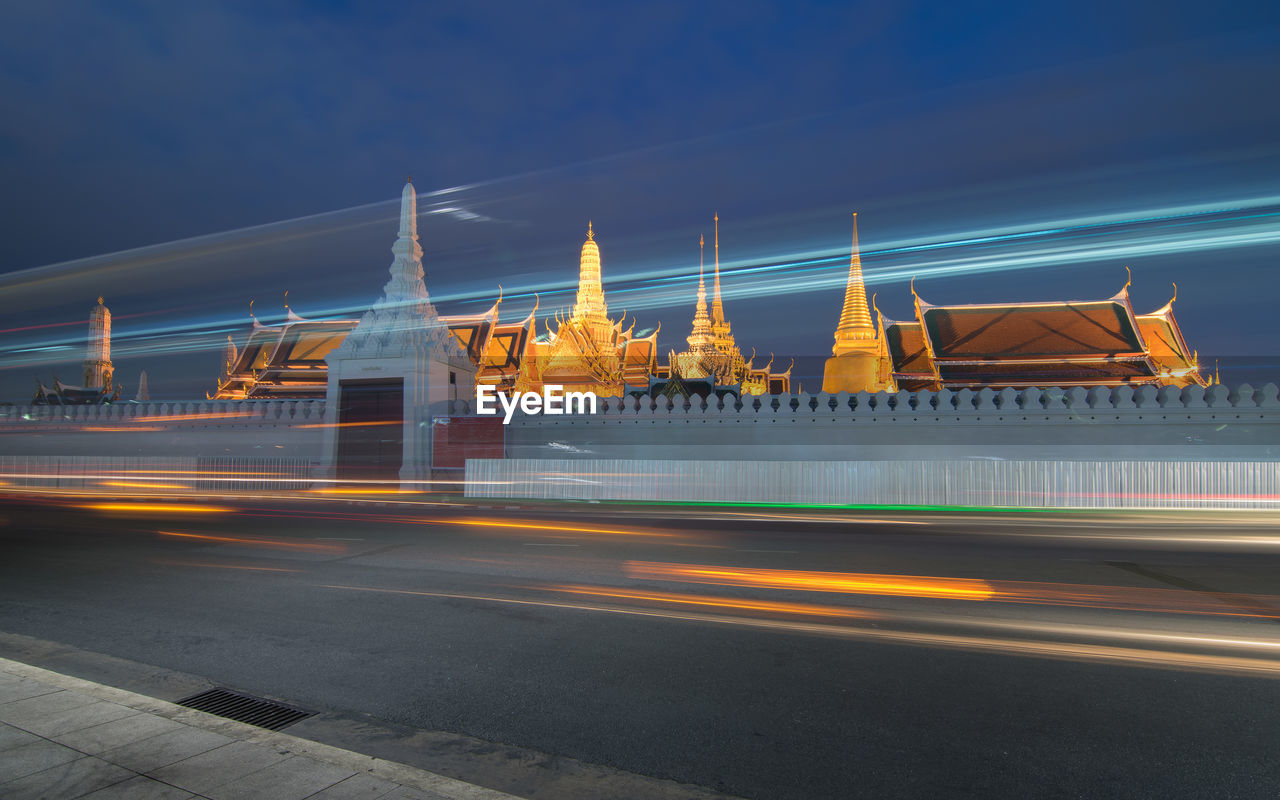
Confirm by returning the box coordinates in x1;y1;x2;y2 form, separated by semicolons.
624;561;1280;619
79;503;231;514
156;530;344;553
625;562;995;600
531;583;1280;654
151;559;301;573
319;583;1280;679
4;193;1278;369
98;481;190;489
450;518;683;539
293;420;404;429
308;487;406;495
548;584;875;619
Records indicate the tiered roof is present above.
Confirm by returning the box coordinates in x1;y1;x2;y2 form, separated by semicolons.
883;280;1204;390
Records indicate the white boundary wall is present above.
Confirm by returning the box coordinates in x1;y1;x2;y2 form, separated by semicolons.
465;458;1280;509
503;384;1280;462
0;400;326;463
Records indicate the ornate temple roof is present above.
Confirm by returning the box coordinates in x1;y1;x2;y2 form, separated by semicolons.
32;378;115;406
881;319;935;391
882;280;1205;390
214;314;358;399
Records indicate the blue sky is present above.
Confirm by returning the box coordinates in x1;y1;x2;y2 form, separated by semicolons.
2;2;1279;398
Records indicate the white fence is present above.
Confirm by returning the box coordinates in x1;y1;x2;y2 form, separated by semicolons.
465;458;1280;509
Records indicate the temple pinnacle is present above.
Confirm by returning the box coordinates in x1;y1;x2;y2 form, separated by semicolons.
712;214;724;323
832;211;875;351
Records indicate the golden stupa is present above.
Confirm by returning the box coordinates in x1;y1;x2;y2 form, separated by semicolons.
822;213;894;393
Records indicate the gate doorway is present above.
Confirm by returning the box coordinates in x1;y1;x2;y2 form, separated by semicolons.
335;379;404;483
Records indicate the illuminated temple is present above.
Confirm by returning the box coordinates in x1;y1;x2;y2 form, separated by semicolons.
211;203;656;400
513;222;658;397
210;178;1203;401
660;216;792;396
821;214;894;394
33;297;120;405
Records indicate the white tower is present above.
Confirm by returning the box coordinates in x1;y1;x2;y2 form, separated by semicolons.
83;297;113;392
321;177;476;489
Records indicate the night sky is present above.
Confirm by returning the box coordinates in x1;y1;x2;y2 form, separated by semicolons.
2;2;1279;400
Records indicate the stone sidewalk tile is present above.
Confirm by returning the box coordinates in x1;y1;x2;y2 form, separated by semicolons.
0;754;134;800
381;787;457;800
0;688;99;727
0;656;528;800
81;774;199;799
205;754;355;800
53;711;187;755
0;677;60;704
147;739;292;795
2;737;84;781
304;772;403;799
0;721;44;752
101;724;234;773
13;698;140;738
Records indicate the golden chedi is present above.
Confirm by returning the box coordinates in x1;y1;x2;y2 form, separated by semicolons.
822;213;893;393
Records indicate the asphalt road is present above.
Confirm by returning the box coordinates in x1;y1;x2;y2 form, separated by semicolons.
2;497;1280;799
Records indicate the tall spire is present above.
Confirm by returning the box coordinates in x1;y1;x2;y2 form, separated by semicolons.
686;234;712;352
696;234;708;317
379;177;428;306
83;297;113;392
704;214;742;374
572;221;608;332
711;213;725;324
832;212;876;354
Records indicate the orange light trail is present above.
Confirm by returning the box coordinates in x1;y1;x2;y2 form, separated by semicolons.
293;420;403;429
318;584;1280;678
124;411;260;422
99;481;189;489
156;530;344;553
625;561;994;600
452;518;681;538
309;487;404;495
151;559;301;573
548;584;874;619
80;503;231;514
624;561;1280;619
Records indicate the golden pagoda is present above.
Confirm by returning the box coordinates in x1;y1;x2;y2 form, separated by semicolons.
822;213;894;393
669;234;716;379
663;216;792;396
704;214;749;384
516;223;657;397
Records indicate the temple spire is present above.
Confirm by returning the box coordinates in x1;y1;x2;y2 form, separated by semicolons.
572;221;608;331
379;177;428;305
686;234;712;353
711;214;724;323
832;212;875;353
696;234;708;316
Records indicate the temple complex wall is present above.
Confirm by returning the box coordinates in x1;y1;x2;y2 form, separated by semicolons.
498;383;1280;463
466;457;1280;508
0;400;327;463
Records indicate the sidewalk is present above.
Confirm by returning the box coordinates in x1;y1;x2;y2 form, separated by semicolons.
0;657;525;800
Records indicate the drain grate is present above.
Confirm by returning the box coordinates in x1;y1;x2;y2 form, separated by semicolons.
177;688;315;731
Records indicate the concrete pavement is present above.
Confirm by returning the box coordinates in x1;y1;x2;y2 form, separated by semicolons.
0;656;526;800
